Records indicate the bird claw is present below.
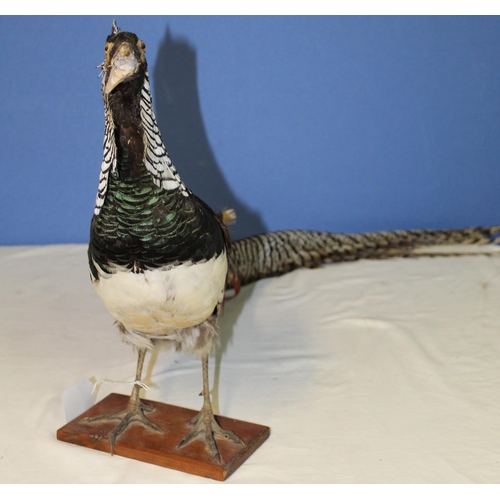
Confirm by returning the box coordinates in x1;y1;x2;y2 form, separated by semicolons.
82;400;163;455
177;409;244;464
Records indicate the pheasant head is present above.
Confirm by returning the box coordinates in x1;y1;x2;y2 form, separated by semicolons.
100;20;147;95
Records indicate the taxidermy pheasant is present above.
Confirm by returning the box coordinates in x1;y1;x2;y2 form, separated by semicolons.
87;21;500;464
87;22;242;462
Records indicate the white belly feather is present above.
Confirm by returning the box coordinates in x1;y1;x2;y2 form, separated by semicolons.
92;252;227;352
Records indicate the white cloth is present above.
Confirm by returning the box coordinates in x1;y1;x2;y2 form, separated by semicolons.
1;244;500;483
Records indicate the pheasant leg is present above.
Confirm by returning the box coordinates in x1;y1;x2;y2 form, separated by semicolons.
177;353;244;463
82;348;163;454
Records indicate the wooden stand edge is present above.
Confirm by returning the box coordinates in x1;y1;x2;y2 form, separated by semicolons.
57;393;270;481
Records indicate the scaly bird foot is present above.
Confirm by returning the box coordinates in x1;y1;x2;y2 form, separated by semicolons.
82;399;163;454
177;408;245;464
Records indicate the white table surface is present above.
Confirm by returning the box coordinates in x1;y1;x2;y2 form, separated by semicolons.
1;244;500;483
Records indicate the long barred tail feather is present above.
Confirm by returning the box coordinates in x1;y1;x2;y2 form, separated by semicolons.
226;226;500;294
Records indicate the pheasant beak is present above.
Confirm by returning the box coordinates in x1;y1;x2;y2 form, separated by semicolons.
104;42;139;94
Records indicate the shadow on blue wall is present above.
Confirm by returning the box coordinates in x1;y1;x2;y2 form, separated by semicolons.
153;28;268;241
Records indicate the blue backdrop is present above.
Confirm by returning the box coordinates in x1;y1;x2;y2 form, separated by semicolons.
2;16;500;244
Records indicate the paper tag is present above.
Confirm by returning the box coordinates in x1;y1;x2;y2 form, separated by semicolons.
62;378;95;422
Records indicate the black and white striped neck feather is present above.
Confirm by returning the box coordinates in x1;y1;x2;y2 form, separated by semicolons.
94;70;189;216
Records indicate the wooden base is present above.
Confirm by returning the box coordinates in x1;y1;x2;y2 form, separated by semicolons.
57;393;270;481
